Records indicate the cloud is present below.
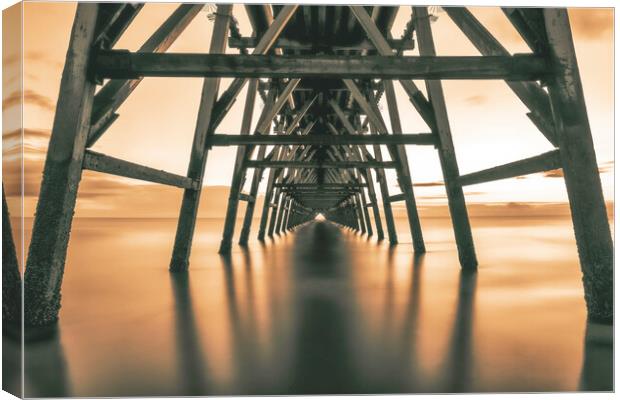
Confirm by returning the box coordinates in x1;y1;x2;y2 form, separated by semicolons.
3;89;55;111
568;8;613;40
542;161;613;178
413;181;445;187
542;168;564;178
463;95;487;105
598;160;613;174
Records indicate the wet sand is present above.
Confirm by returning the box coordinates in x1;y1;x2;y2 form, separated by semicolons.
4;216;613;396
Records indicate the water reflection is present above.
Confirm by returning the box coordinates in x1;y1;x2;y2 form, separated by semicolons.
23;331;71;397
441;270;477;393
16;218;613;395
290;222;359;394
579;322;613;391
170;272;210;395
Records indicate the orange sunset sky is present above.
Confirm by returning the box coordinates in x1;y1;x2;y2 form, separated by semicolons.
2;3;615;219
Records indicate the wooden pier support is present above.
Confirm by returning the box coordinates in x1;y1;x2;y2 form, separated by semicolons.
26;4;612;326
414;7;478;270
170;5;231;271
542;9;613;322
23;4;99;326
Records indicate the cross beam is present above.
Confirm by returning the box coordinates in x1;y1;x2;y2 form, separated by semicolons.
207;133;437;146
245;160;398;169
95;51;548;80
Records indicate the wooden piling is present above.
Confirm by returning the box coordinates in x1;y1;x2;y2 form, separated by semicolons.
24;4;99;326
542;9;613;322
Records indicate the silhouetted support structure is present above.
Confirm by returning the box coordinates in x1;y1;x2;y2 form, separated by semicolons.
24;4;613;326
2;186;21;325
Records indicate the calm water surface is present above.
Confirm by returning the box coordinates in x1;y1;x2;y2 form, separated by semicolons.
6;216;613;396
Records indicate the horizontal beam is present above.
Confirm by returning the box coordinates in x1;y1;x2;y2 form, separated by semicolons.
83;150;199;189
275;183;367;188
207;133;437;146
95;51;548;81
228;36;415;51
238;193;255;203
388;193;406;202
458;149;562;186
285;190;361;194
245;160;398;169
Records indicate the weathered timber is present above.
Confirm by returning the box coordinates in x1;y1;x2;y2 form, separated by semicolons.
24;4;99;326
83;150;198;189
388;193;406;202
206;133;436;146
414;6;478;270
2;186;21;324
543;9;613;322
238;193;255;203
88;4;204;146
458;149;561;186
236;81;300;247
228;36;415;51
349;5;436;129
276;183;367;188
209;5;299;131
95;51;548;80
217;80;258;253
94;4;143;48
383;80;425;253
245;160;398;169
369;125;398;244
170;5;231;272
444;7;557;145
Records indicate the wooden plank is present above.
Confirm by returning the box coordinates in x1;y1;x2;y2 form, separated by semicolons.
24;4;99;327
207;133;437;146
228;36;415;51
245;160;398;169
83;150;198;189
458;149;561;186
94;52;548;80
543;9;613;322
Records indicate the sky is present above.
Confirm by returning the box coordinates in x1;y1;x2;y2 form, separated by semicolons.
2;4;615;218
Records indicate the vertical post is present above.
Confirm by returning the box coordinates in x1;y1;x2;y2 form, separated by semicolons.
414;6;478;270
543;9;613;322
364;169;384;240
354;194;366;234
359;192;373;236
274;193;287;235
218;79;258;253
384;80;426;253
370;126;398;244
24;4;99;326
256;160;279;241
170;5;231;271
